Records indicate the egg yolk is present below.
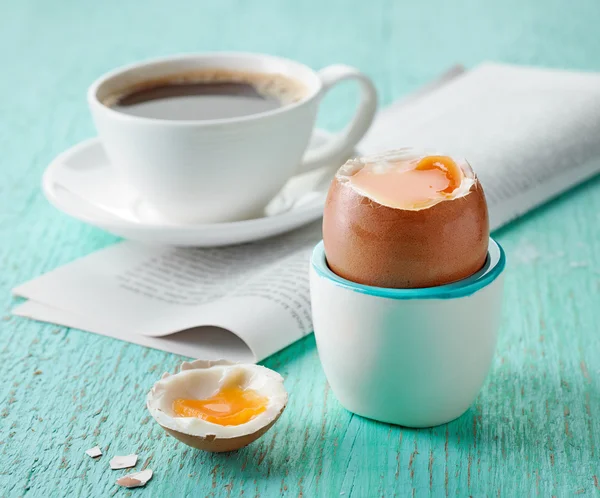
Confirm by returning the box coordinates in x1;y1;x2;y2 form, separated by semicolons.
172;386;268;426
349;155;462;208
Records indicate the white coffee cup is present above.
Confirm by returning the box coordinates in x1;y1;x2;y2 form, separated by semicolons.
310;238;506;428
88;53;378;223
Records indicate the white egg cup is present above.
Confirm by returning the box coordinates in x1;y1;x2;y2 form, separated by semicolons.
310;238;506;428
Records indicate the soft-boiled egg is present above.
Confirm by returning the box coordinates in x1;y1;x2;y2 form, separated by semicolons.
147;360;287;452
323;149;489;288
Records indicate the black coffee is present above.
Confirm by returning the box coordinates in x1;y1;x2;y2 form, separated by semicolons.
103;70;305;121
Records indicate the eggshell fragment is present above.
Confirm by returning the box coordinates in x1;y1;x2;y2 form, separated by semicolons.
116;469;153;488
110;454;138;470
323;150;490;288
147;360;287;453
85;446;102;458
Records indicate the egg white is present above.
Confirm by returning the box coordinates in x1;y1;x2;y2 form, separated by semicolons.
337;148;476;211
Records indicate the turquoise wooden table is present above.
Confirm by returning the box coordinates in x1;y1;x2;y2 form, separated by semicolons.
2;0;600;496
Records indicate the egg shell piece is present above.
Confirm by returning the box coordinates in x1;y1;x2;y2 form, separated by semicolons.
116;469;153;488
109;454;138;470
147;360;287;453
85;446;102;458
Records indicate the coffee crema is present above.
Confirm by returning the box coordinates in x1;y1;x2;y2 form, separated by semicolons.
101;69;307;121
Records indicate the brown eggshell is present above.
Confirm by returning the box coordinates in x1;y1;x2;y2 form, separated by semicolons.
160;408;284;453
323;176;489;288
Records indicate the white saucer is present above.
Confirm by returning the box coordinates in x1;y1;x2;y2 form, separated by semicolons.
43;130;355;247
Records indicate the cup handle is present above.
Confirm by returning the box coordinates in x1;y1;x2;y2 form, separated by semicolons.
298;64;378;173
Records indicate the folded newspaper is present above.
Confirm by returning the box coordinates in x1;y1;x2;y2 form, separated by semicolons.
13;62;600;362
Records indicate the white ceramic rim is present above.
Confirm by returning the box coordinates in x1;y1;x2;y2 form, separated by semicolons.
87;52;323;126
